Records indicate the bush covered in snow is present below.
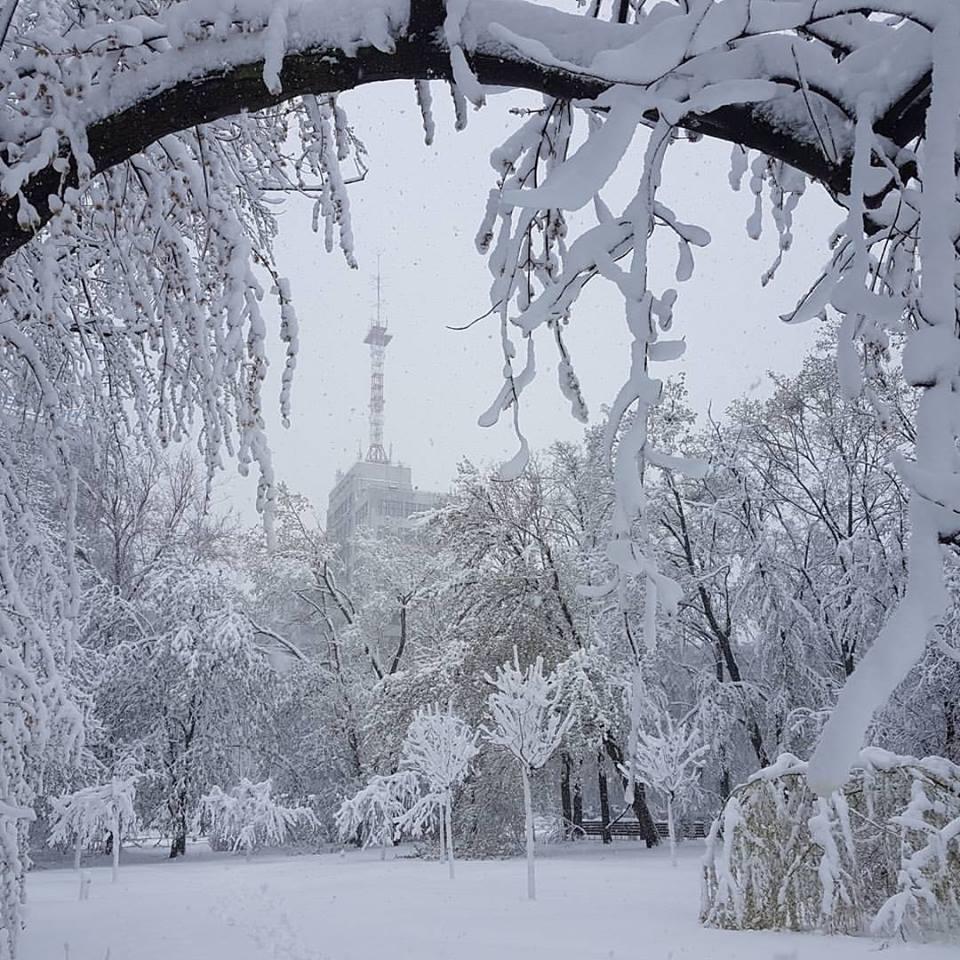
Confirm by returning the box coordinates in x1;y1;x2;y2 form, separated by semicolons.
335;771;420;852
701;750;960;938
198;779;316;857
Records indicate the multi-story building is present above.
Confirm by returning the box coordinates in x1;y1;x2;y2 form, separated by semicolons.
326;458;442;578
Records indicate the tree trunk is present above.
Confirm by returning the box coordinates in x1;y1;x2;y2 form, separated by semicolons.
598;752;612;845
521;764;536;901
572;772;583;839
445;794;455;880
111;812;120;883
603;736;659;847
74;837;81;872
718;742;732;802
945;687;960;763
667;794;677;868
560;753;573;839
169;785;188;859
629;782;660;848
169;830;186;858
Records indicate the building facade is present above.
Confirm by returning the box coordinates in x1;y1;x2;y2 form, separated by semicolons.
326;458;442;578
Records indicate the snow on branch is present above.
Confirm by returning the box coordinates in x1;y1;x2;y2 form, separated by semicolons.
702;750;960;938
336;705;478;874
0;0;945;263
335;772;421;851
484;651;572;772
621;701;707;867
198;778;317;858
48;771;139;881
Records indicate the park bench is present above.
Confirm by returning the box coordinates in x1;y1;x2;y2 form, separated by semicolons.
580;819;707;840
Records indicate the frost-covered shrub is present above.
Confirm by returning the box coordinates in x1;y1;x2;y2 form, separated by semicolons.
701;750;960;938
198;779;316;857
335;771;420;852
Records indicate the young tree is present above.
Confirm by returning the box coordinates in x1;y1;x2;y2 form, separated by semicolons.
625;701;708;867
397;704;479;878
484;652;572;900
48;771;139;883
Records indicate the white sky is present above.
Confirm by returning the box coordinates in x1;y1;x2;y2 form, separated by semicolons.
222;79;838;522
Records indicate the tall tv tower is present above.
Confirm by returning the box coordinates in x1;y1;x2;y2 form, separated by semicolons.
363;268;392;464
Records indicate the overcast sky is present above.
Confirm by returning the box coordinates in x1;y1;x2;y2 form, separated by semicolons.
222;79;837;523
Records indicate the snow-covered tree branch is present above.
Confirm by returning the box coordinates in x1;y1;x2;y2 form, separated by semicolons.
0;0;940;263
48;771;139;883
198;778;316;858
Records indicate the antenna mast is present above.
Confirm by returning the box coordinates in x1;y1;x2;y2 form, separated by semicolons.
363;266;392;463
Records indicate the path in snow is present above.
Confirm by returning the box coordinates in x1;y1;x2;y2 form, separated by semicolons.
22;841;959;960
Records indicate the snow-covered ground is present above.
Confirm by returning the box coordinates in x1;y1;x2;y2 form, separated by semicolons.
22;842;959;960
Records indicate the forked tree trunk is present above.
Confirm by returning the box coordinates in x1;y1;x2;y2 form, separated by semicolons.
602;737;659;846
521;764;535;900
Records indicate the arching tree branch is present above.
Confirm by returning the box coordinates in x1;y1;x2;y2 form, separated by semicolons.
0;0;931;265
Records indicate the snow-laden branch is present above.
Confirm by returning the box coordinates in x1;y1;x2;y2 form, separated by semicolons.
198;778;316;858
702;749;960;937
0;0;944;263
48;772;139;883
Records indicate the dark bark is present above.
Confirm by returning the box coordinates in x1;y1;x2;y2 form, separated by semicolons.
0;0;926;266
666;483;770;769
572;772;583;837
388;601;408;675
560;752;573;839
603;736;659;847
629;782;659;848
169;788;188;859
597;750;612;845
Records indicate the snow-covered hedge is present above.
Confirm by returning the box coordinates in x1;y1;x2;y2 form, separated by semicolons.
701;750;960;938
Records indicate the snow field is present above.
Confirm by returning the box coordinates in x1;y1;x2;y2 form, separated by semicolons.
21;843;960;960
